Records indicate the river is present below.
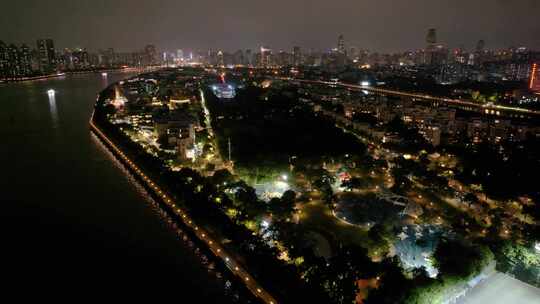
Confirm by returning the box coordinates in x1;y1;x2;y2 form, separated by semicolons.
0;72;234;302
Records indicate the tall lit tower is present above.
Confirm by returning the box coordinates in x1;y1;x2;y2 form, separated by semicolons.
260;46;271;67
337;34;345;54
217;50;224;67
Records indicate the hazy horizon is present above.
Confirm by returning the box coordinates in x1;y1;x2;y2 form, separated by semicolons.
1;0;539;53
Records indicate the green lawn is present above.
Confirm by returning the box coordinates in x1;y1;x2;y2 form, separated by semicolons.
297;199;373;253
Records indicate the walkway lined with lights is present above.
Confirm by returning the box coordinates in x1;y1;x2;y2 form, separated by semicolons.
89;113;277;304
281;78;540;117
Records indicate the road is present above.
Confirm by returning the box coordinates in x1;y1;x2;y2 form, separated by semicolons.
280;77;540;118
90;114;278;304
457;272;540;304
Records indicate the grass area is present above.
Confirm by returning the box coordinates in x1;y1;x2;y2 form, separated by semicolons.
297;199;373;253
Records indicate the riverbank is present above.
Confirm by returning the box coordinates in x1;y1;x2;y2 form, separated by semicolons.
0;67;156;84
0;72;66;83
89;111;275;304
1;72;235;302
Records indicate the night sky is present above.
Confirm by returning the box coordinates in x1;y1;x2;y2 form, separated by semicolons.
1;0;539;53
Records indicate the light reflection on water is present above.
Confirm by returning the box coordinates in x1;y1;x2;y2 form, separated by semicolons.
47;91;59;128
101;73;108;88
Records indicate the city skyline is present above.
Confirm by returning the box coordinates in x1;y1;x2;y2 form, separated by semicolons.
2;0;540;53
2;2;540;303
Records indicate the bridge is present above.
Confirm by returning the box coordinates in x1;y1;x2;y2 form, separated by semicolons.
278;77;540;120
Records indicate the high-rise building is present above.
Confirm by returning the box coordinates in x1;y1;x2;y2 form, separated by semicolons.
245;49;252;66
474;40;486;66
176;49;184;62
426;28;437;45
260;46;271;67
233;50;244;66
106;48;115;66
424;29;447;65
530;63;540;93
6;44;20;77
37;39;56;73
292;46;301;66
349;46;358;60
337;34;345;54
19;44;32;76
0;41;8;78
3;44;31;77
217;50;224;67
144;44;157;66
476;40;485;52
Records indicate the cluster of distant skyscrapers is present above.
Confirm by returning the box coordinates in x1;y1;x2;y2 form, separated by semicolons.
1;29;540;90
0;39;160;79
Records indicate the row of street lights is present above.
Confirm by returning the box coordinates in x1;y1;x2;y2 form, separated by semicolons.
90;114;276;304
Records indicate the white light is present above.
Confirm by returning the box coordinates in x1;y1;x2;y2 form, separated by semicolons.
261;220;270;228
535;242;540;252
281;174;288;181
47;89;55;95
360;81;370;87
101;72;108;77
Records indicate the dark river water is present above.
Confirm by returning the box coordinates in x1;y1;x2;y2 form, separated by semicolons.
0;73;232;302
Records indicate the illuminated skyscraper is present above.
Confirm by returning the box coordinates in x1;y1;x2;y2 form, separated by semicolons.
19;44;32;76
217;50;224;67
260;46;271;67
530;63;540;93
37;39;56;73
